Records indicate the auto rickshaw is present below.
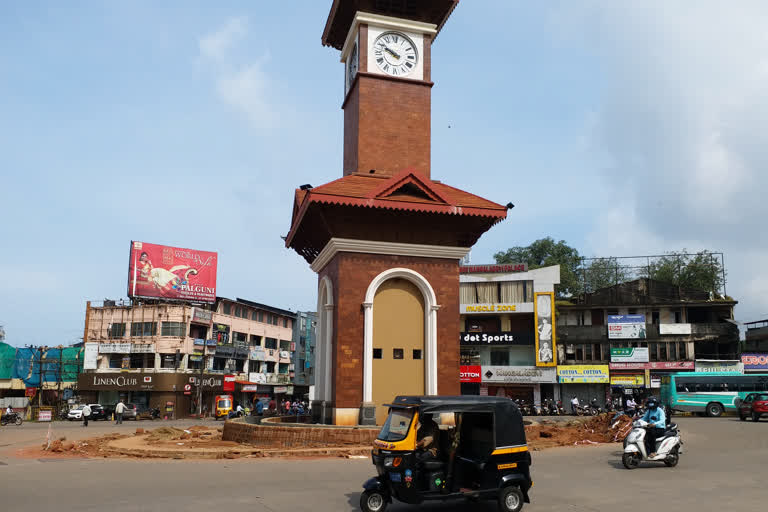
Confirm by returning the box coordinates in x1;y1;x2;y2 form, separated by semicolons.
361;396;532;512
214;394;233;420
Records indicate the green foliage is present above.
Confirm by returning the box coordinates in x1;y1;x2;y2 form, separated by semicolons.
640;250;724;293
494;237;582;297
582;257;631;293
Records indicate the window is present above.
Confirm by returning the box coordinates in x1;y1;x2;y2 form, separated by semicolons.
649;343;658;361
673;309;682;323
265;338;277;349
585;344;592;361
265;361;276;373
669;342;677;361
258;311;264;322
460;349;480;365
652;311;660;325
280;340;290;351
413;349;422;360
251;311;257;321
108;354;124;368
235;306;242;318
373;349;383;359
393;348;404;360
130;353;148;369
490;350;509;366
283;318;288;328
160;354;177;369
223;303;231;315
161;322;185;337
659;342;667;361
576;345;584;361
109;323;126;338
594;344;602;361
213;357;227;371
299;358;305;369
678;342;687;360
278;363;290;374
250;335;261;346
130;322;156;337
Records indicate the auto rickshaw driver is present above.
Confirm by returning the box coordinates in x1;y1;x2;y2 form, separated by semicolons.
415;413;440;465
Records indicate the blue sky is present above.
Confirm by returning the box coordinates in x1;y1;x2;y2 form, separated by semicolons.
2;1;767;346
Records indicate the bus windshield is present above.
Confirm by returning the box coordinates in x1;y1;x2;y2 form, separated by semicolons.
378;408;414;442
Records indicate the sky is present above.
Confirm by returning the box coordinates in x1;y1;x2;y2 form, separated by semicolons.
2;1;767;346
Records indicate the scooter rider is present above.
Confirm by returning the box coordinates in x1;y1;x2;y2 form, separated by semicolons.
641;396;666;457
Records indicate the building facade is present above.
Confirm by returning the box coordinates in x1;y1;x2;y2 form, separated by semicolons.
742;319;768;374
558;278;739;403
459;264;560;406
292;311;316;398
79;297;295;417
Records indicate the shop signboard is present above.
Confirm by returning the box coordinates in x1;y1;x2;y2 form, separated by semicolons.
37;410;52;422
84;342;98;370
610;361;695;371
556;365;610;384
215;345;234;358
460;332;535;345
610;375;645;388
223;375;236;392
534;292;556;366
250;347;266;361
659;323;692;335
607;315;647;339
234;347;249;360
241;385;259;392
650;375;661;388
189;355;202;362
249;373;267;384
695;360;743;373
99;343;131;354
741;353;768;371
481;366;557;384
127;241;217;303
191;307;213;325
25;387;37;397
205;339;218;347
274;386;293;394
131;344;155;354
610;347;649;363
193;338;205;346
460;365;481;383
460;263;528;274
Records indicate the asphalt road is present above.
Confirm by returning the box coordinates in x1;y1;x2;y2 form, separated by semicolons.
1;416;765;511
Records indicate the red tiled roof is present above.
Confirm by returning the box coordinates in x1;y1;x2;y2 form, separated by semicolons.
286;169;507;247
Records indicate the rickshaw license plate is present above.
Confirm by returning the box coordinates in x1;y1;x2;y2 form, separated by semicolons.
389;473;402;482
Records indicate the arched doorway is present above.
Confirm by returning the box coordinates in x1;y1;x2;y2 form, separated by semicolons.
371;278;425;424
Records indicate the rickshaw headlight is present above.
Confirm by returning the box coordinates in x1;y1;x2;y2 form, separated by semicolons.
384;457;394;467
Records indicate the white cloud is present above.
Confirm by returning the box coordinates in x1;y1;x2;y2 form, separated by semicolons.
198;17;272;127
556;1;768;321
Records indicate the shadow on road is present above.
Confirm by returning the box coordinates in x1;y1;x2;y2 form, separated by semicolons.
347;491;504;511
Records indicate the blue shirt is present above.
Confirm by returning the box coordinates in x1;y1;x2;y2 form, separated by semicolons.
642;407;666;428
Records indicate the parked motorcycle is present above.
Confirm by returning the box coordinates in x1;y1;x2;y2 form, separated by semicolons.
1;412;22;426
622;419;682;469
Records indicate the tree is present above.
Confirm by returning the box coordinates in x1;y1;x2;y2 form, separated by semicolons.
641;250;724;293
494;238;582;297
581;257;632;293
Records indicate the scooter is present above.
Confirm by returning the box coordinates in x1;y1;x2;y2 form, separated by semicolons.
622;419;682;469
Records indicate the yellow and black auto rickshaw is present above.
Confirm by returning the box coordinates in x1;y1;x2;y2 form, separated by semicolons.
361;396;532;512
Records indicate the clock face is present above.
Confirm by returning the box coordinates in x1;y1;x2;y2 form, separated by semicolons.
347;42;358;89
372;31;418;77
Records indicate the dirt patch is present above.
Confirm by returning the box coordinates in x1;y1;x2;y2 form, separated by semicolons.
526;414;632;450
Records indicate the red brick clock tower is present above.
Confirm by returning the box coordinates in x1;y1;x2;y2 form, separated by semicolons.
286;0;510;425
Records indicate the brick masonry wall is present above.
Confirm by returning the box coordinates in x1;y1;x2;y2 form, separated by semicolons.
321;252;461;409
222;420;379;447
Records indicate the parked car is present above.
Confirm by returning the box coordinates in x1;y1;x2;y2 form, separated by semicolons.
67;403;101;421
90;404;113;421
738;393;768;422
122;403;139;420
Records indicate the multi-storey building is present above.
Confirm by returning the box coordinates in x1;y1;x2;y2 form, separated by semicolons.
558;278;739;403
291;311;316;398
742;319;768;374
78;297;295;417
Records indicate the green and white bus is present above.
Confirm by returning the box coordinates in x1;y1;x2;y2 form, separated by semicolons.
660;372;768;417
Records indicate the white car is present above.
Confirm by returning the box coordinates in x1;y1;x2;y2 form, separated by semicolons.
67;403;99;421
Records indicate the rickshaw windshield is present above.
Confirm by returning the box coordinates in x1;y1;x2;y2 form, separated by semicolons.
378;408;414;442
217;399;231;409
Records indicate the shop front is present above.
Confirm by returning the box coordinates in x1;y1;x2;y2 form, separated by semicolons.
609;361;694;402
77;372;224;418
479;365;557;406
557;365;610;405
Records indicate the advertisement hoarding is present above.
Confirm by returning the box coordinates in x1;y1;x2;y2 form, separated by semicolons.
610;361;695;370
127;241;217;303
607;315;647;339
460;365;482;383
659;323;692;335
481;366;557;384
534;292;556;367
83;342;98;370
610;347;650;363
556;365;610;383
741;353;768;371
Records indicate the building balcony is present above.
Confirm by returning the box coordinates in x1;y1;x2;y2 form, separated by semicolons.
557;323;737;343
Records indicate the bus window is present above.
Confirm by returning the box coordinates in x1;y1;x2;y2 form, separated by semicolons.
676;381;690;393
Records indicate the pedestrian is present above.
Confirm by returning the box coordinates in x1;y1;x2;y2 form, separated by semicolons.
115;399;126;424
284;400;290;415
82;403;91;427
268;397;276;413
570;396;579;415
255;398;264;416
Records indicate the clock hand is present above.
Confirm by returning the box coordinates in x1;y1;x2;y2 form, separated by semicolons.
383;46;401;59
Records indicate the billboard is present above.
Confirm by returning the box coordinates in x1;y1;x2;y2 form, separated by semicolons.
556;365;610;383
534;292;556;367
607;315;647;339
610;347;649;363
128;241;217;303
742;353;768;371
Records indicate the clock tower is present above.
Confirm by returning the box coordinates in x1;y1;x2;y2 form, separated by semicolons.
287;0;510;426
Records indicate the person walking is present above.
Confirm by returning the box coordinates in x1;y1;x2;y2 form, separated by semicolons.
115;400;126;424
82;404;91;427
570;396;580;415
284;399;291;416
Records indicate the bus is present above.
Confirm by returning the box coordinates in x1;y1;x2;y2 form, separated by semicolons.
660;372;768;417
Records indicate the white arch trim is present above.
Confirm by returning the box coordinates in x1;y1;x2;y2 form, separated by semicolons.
316;275;334;402
363;268;439;402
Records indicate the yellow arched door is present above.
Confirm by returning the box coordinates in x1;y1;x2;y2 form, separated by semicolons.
372;278;425;425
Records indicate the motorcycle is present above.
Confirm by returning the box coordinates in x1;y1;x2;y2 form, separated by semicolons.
589;398;602;416
1;412;22;426
556;400;565;415
622;419;682;469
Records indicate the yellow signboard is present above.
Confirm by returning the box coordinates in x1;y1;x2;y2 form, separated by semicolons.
464;304;517;313
534;292;556;367
610;375;645;387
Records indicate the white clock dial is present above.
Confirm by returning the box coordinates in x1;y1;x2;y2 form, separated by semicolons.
372;31;418;77
347;41;358;88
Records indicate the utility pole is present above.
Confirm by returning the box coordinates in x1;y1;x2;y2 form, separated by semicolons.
197;353;205;417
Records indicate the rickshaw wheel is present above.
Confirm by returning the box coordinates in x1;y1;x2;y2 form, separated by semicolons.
360;490;388;512
498;486;524;512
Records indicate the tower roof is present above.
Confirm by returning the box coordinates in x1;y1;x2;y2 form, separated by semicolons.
322;0;459;50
